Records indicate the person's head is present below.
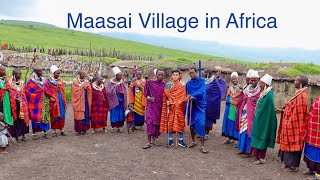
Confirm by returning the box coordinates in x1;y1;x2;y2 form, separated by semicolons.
294;76;308;89
95;75;104;85
216;71;221;78
53;69;61;79
115;72;123;81
260;74;272;90
0;66;6;77
156;69;165;82
259;81;266;90
171;69;180;82
78;70;86;79
230;72;239;85
189;67;198;80
136;70;142;80
12;68;22;81
0;112;3;122
250;77;259;88
250;71;259;88
128;103;134;109
33;66;43;77
245;77;250;85
246;69;254;85
204;68;213;78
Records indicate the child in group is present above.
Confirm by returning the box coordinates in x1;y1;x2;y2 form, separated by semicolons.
125;104;135;134
0;112;8;154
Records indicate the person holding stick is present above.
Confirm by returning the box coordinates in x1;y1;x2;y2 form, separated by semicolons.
143;69;166;149
185;67;208;154
160;69;187;148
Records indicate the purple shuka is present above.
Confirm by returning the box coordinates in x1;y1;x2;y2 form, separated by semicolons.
143;79;165;138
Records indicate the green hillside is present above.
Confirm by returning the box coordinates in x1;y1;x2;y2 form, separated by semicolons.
0;20;218;61
1;20;319;77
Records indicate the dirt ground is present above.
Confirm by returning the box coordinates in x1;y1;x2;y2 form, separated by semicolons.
0;102;308;180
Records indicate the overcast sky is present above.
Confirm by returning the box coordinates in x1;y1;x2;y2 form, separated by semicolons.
1;0;320;50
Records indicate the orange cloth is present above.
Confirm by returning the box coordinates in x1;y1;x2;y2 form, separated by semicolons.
160;81;187;133
71;78;92;120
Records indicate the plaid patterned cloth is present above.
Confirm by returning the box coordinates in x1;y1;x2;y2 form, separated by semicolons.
276;87;309;152
302;96;320;148
25;79;45;123
91;86;109;124
106;78;127;110
9;79;30;126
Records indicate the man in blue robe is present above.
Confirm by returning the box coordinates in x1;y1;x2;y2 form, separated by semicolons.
186;67;208;154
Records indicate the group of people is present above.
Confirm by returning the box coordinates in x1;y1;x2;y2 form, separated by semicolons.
221;69;319;179
0;64;319;179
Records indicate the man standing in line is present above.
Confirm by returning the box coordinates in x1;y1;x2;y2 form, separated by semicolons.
143;69;166;149
185;67;208;154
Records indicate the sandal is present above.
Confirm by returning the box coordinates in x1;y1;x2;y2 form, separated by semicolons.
151;141;161;146
188;142;197;148
200;146;208;154
143;143;152;149
303;171;315;176
32;135;39;140
241;154;251;158
282;166;298;172
60;131;67;136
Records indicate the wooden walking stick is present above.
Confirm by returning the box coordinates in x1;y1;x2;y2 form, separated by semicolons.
189;100;193;147
166;100;170;147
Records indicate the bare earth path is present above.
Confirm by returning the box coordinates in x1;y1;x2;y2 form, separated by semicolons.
0;103;307;180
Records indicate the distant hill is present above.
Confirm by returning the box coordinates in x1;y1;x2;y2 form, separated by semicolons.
0;20;56;27
100;32;320;65
0;20;220;61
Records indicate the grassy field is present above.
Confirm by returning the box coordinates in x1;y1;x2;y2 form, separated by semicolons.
0;20;217;61
1;20;320;77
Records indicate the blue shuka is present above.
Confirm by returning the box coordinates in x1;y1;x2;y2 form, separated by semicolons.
205;77;222;129
186;77;206;137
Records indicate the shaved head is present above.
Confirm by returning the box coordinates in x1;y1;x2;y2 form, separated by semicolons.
297;76;309;87
33;66;42;71
12;68;21;75
0;66;6;77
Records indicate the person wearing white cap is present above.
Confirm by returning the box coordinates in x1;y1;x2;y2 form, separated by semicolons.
244;69;254;89
250;74;277;164
203;68;222;139
45;65;67;137
237;70;261;157
222;72;242;145
106;66;127;133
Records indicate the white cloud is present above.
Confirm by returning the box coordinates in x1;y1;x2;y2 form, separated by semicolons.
1;0;320;50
